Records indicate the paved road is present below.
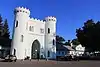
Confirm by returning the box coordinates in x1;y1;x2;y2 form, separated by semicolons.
0;60;100;67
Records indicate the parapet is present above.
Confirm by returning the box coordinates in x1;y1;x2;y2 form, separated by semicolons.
45;16;57;22
14;7;30;15
30;18;45;23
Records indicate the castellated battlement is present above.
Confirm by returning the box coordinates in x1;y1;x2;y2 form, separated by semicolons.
14;7;30;15
30;18;45;23
45;16;57;22
29;16;57;23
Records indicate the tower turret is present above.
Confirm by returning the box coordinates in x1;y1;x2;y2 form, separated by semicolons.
45;16;57;59
11;7;30;59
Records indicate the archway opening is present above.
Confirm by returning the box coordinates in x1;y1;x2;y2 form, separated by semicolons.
31;40;40;59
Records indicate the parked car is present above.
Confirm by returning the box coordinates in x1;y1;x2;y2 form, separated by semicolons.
4;55;17;62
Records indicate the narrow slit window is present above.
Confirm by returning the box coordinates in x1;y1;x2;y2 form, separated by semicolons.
21;35;24;42
14;49;16;55
32;26;34;32
48;28;50;34
15;21;18;27
29;26;31;31
53;39;56;45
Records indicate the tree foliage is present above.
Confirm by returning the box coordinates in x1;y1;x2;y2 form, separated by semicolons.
56;35;65;45
0;15;10;39
2;19;10;39
76;19;100;51
0;15;3;37
71;38;80;45
64;40;71;46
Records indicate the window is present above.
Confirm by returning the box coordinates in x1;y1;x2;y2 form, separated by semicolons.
17;10;19;12
26;12;27;13
20;10;22;12
15;21;18;27
40;28;44;33
53;39;56;45
58;51;60;55
62;52;64;55
29;26;31;31
48;51;50;57
48;28;50;33
14;49;16;55
49;19;51;21
31;26;34;32
29;26;34;32
21;35;24;42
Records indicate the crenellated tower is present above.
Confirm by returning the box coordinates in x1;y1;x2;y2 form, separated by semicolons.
45;16;57;59
11;7;30;59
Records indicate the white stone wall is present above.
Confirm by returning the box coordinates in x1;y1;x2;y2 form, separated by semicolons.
26;19;45;58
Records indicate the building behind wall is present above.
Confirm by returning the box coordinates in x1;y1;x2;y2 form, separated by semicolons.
10;7;56;59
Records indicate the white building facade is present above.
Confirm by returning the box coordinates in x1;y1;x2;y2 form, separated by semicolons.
75;44;85;56
10;7;56;59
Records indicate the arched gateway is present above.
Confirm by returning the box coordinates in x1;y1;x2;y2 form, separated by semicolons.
31;40;40;59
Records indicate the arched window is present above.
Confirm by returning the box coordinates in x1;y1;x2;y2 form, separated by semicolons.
15;21;18;27
21;35;24;42
29;26;34;32
48;28;50;33
48;51;50;57
32;26;34;32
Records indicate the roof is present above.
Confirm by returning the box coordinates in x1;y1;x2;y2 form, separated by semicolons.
56;43;67;51
63;45;74;51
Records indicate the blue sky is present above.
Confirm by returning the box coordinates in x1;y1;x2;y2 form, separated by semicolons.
0;0;100;41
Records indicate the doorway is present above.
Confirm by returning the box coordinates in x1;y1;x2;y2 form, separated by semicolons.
31;40;40;59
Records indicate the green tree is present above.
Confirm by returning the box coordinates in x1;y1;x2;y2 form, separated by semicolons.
0;15;3;37
64;40;71;46
76;19;100;51
56;35;65;45
71;38;80;45
2;19;10;39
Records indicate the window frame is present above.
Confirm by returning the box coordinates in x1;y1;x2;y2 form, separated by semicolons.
40;28;44;33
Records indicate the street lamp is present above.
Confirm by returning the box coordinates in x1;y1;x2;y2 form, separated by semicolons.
35;49;39;60
35;49;37;58
35;49;37;52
